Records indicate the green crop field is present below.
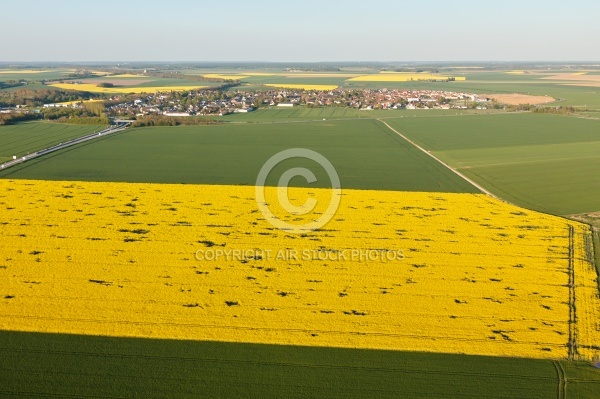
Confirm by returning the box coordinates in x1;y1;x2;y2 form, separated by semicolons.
386;113;600;215
0;69;74;83
2;330;599;399
226;107;375;120
0;122;106;163
0;119;476;193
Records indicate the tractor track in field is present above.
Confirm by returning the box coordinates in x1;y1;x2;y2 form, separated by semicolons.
552;360;568;399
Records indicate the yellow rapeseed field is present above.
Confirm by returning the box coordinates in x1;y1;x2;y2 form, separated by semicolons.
263;84;339;91
0;70;50;74
348;73;466;82
49;83;207;94
0;179;598;361
572;223;600;360
56;99;104;106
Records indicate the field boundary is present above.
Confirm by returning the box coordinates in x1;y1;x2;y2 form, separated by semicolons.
567;226;578;361
377;119;496;197
594;228;600;291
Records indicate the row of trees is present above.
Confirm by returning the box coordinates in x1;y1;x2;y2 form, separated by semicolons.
132;115;220;127
0;113;38;125
41;102;109;125
0;88;98;107
532;106;581;114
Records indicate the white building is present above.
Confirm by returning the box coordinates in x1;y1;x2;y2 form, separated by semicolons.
234;107;255;113
163;112;191;117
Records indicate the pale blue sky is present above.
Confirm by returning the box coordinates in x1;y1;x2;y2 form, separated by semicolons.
2;0;599;61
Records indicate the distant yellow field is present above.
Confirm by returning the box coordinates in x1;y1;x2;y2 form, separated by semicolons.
49;83;206;94
506;71;526;75
263;84;338;90
348;73;466;82
1;179;598;361
0;70;49;74
56;99;104;106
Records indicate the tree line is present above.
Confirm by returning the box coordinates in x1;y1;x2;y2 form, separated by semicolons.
132;115;220;127
0;88;98;107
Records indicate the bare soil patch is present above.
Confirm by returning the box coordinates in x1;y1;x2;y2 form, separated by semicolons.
563;82;600;88
541;74;600;82
484;93;555;105
569;211;600;229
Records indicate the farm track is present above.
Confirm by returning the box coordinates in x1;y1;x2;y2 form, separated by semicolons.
568;226;577;361
552;360;567;399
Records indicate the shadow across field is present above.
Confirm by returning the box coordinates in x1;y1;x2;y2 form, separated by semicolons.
4;330;597;399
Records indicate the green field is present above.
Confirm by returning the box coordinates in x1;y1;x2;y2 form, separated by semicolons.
210;107;501;123
0;122;106;163
0;119;477;193
3;112;599;215
386;113;600;215
3;330;599;399
223;106;377;121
